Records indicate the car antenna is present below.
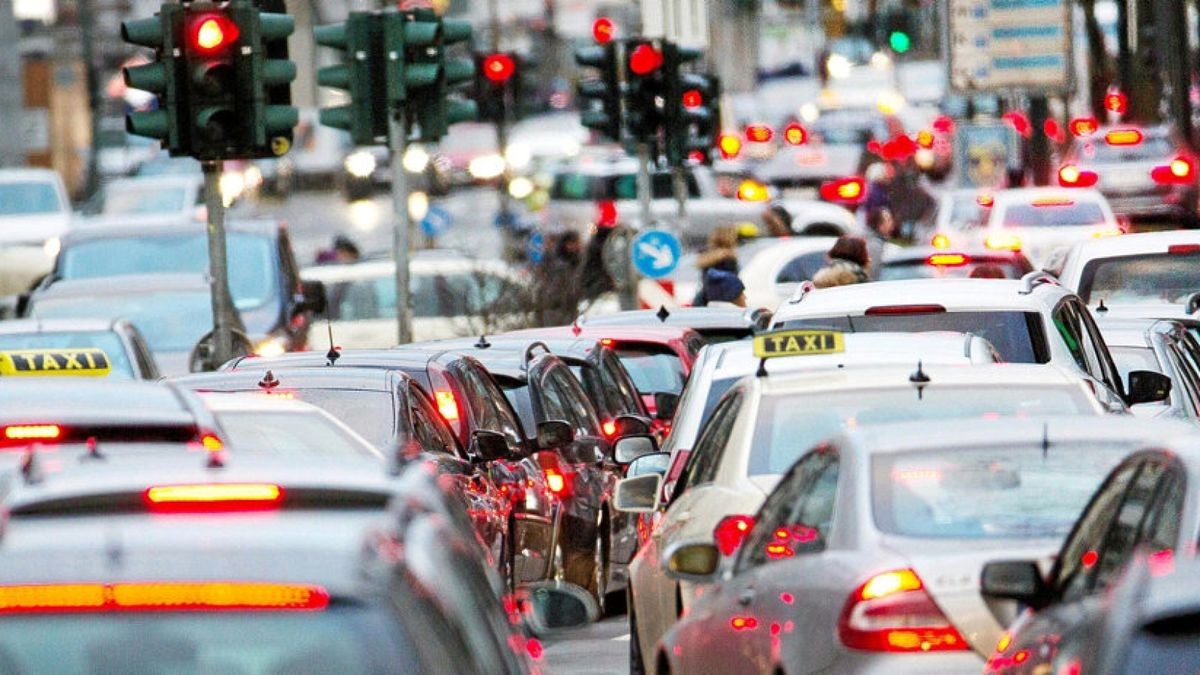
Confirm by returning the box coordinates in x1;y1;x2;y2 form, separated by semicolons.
1042;422;1050;458
475;334;491;349
909;361;930;400
656;305;671;323
258;370;280;391
325;319;340;366
756;357;768;378
1096;298;1108;314
571;319;582;337
20;445;44;485
81;436;104;462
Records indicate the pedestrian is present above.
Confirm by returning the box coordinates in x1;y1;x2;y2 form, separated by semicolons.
695;226;739;275
695;268;747;307
863;163;893;215
969;264;1007;279
762;203;794;237
812;236;870;289
316;235;362;265
534;231;586;325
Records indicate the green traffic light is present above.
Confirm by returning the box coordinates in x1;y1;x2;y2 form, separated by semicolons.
889;31;911;54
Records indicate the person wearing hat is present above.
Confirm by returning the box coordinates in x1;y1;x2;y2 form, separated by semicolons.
694;268;747;307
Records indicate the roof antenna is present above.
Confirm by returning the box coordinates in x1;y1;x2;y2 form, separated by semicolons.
20;445;44;485
1096;298;1108;314
475;334;491;349
756;357;768;378
206;447;226;469
1042;422;1050;458
571;318;582;337
258;370;280;391
82;436;104;462
909;361;930;400
325;318;340;366
656;305;671;323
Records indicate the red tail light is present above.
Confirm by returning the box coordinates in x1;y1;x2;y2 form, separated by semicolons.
1105;129;1143;146
713;514;755;556
1069;117;1098;137
820;177;865;205
926;253;969;267
537;452;572;499
930;234;951;250
434;390;460;422
1168;244;1200;255
1104;90;1128;115
1058;165;1098;187
3;424;61;442
0;582;328;614
838;569;968;652
596;200;619;228
931;115;955;135
601;420;618;438
783;123;808;146
864;304;946;316
745;124;774;143
144;483;284;512
1151;157;1195;185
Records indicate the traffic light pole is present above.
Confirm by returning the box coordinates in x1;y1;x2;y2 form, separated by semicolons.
671;165;688;234
389;110;414;346
201;161;238;370
626;141;653;310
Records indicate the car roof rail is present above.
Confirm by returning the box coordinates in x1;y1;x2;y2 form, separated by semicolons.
521;341;553;372
787;280;816;304
1018;271;1060;295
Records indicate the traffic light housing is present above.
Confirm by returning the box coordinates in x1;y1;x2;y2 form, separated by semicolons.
624;39;665;145
474;52;517;124
574;41;621;141
315;13;386;145
182;4;245;160
662;42;714;166
391;10;477;143
121;4;186;153
250;6;298;157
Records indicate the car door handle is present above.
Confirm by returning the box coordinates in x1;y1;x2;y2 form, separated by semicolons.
738;588;755;606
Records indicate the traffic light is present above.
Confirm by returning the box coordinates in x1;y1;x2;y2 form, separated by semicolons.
662;42;715;166
574;41;621;141
390;10;476;143
250;6;298;157
181;4;246;160
624;39;665;144
121;4;186;153
315;13;386;145
888;30;911;54
474;52;517;124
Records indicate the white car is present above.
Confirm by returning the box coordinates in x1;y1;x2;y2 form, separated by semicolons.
301;252;532;348
654;415;1193;675
0;168;71;295
200;392;385;461
1053;230;1200;319
95;175;206;220
911;187;992;250
770;274;1170;412
977;187;1122;268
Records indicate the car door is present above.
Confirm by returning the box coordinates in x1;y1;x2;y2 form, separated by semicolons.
1052;300;1123;409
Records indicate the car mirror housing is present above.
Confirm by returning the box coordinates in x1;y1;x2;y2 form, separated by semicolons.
536;420;575;450
663;541;721;583
296;279;327;316
612;414;652;438
614;435;659;465
980;560;1051;609
518;582;599;636
1126;370;1171;406
614;473;662;513
470;430;510;463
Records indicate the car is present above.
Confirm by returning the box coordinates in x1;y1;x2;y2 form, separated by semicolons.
301;251;532;348
1058;124;1199;223
1093;317;1200;421
617;329;1114;675
1053;230;1200;317
771;274;1170;412
878;246;1035;281
197;392;386;461
87;175;206;219
911;187;994;250
32;217;326;362
0;318;160;379
0;168;71;295
574;306;771;344
338;143;447;200
22;274;244;376
219;349;560;588
1049;555;1200;675
0;452;572;673
977;188;1122;268
655;416;1194;675
982;435;1200;674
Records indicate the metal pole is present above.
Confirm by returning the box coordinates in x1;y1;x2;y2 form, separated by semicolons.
389;109;413;345
0;0;23;169
79;0;102;200
671;164;688;236
1027;96;1051;186
202;161;237;369
625;141;653;310
488;0;514;229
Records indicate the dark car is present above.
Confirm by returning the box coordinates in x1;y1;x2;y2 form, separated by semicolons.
221;349;559;589
878;246;1035;281
575;306;771;344
29;217;325;359
0;453;558;673
175;366;515;583
982;442;1200;673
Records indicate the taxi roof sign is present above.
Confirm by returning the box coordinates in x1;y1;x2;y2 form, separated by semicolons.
0;349;113;377
753;330;845;359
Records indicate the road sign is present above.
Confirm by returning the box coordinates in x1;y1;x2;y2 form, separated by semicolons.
631;229;681;279
947;0;1071;93
955;123;1020;189
527;231;545;264
420;205;453;238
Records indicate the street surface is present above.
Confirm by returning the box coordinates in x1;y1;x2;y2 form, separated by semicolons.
542;617;629;675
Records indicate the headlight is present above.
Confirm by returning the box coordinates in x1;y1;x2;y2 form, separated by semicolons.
403;145;430;173
219;172;245;207
255;336;288;358
826;54;852;79
344;151;377;178
468;154;506;180
42;236;61;259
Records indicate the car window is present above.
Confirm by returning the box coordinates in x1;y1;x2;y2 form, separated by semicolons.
541;363;600;438
614;345;687;394
1093;461;1166;589
1072;301;1122;392
1079;253;1200;305
600;350;645;416
1111;347;1161;385
102;186;189;215
1053;461;1141;602
450;362;526;450
409;387;462;458
1143;469;1185;553
738;446;838;572
1001;200;1106;227
1163;344;1200;416
215;410;382;459
0;180;63;215
776;252;828;284
676;389;743;491
1053;304;1090;372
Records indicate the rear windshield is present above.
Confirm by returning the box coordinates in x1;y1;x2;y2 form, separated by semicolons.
1001;201;1106;228
879;259;1028;281
944;195;989;228
216;411;382;459
0;605;416;674
242;389;395;449
0;332;135;379
102;186;190;215
779;311;1046;364
550;172;698;201
0;181;62;215
873;443;1135;539
750;388;1094;475
327;271;521;320
614;346;687;394
1087;134;1174;162
1079;253;1200;305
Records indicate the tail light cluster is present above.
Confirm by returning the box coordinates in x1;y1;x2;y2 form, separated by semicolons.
0;582;329;614
143;483;284;512
1151;157;1195;185
428;365;464;437
837;569;968;653
1058;165;1098;188
819;177;865;206
536;452;572;499
984;232;1022;251
713;514;755;556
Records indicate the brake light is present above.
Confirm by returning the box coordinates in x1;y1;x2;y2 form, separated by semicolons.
143;483;283;512
199;432;223;452
1168;244;1200;255
600;338;615;346
543;467;566;494
601;420;618;437
820;177;865;204
3;424;61;441
916;130;935;149
863;304;946;316
783;123;807;146
718;134;742;159
1105;129;1143;146
737;179;770;202
1151;157;1195;184
713;514;755;556
1069;117;1098;137
745;124;774;143
838;569;968;652
931;115;954;135
1058;165;1098;187
927;253;968;267
930;234;951;250
977;192;995;207
985;232;1022;251
434;390;460;422
0;582;328;614
1092;226;1122;238
596;200;619;228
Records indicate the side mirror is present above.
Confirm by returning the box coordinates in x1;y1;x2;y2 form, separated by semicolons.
295;280;327;316
614;435;659;465
663;541;721;583
1126;370;1171;406
15;292;30;318
470;430;509;463
626;451;671;478
614;473;662;513
653;392;680;420
612;414;652;437
537;420;575;450
518;582;599;635
980;560;1051;609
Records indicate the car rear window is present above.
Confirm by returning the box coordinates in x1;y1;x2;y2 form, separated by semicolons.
1088;134;1174;162
750;388;1095;476
1001;201;1106;228
779;311;1047;364
215;411;382;459
872;443;1136;539
879;258;1028;281
0;181;62;215
1078;253;1200;305
614;345;687;394
256;389;395;449
550;172;697;201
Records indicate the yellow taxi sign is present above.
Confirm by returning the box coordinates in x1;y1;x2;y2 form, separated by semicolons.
753;330;845;359
0;349;113;377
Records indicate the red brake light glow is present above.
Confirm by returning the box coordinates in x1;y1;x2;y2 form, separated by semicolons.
718;134;742;159
863;304;946;316
745;124;774;143
838;569;968;653
143;483;283;512
543;467;568;495
927;254;969;267
783;123;807;146
930;234;951;250
1104;90;1128;114
985;232;1022;251
1069;117;1099;137
0;582;328;614
1152;157;1195;185
601;420;618;437
1058;165;1098;187
737;180;770;202
820;177;865;204
713;514;755;556
1104;129;1143;146
434;390;460;422
3;424;61;441
192;15;239;53
1168;244;1200;255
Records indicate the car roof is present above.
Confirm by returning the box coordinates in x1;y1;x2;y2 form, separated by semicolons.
177;366;398;394
197;390;349;414
103;175;204;190
300;252;514;282
509;323;700;343
0;380;193;423
1093;316;1186;348
425;335;595;365
1065;230;1200;261
0;318;121;334
64;217;279;242
35;273;211;298
991;187;1106;204
773;277;1065;323
224;350;437;373
578;306;767;331
756;362;1085;398
0;168;62;183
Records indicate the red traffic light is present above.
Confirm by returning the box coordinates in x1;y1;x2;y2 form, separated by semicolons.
682;89;703;109
191;14;239;54
629;44;663;76
1104;90;1128;115
482;54;516;83
592;17;615;44
1069;116;1099;137
745;124;773;143
783;123;807;145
